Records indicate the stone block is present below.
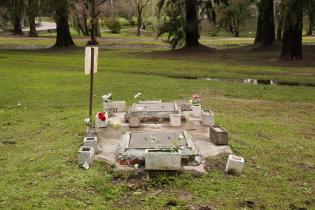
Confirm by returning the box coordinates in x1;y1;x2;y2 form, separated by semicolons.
129;115;140;128
201;110;214;126
226;154;244;174
83;137;98;153
78;146;95;167
86;127;97;137
210;125;228;145
192;104;202;117
170;114;181;127
145;149;182;170
103;101;126;113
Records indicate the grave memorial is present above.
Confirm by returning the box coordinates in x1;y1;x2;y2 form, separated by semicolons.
78;47;243;173
78;94;238;172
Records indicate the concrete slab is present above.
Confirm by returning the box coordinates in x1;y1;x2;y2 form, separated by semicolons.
127;101;182;122
194;140;232;157
129;130;187;149
94;107;232;173
145;149;182;170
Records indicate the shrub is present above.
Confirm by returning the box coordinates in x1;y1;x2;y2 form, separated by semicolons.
106;18;121;34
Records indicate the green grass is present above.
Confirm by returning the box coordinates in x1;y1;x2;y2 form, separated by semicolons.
0;36;314;209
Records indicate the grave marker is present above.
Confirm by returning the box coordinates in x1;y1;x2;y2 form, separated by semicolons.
85;46;99;126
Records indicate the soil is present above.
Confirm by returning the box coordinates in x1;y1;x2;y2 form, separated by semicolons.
147;44;315;68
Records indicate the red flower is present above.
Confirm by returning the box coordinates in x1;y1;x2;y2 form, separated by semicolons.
98;112;106;121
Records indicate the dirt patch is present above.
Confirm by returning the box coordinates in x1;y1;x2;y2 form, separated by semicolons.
204;153;229;172
148;45;216;58
185;204;217;210
297;162;315;172
1;140;16;145
177;191;193;201
146;43;315;68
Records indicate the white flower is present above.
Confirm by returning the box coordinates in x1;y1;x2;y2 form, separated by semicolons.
134;93;142;99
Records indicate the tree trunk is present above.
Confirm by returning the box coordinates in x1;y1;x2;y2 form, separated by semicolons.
137;5;142;36
255;0;275;46
75;16;86;35
13;16;23;35
254;4;263;43
27;0;37;37
307;1;314;35
88;0;98;45
83;14;90;36
281;0;303;60
96;16;101;37
185;0;200;48
11;0;24;35
277;18;282;41
54;0;75;47
83;2;90;36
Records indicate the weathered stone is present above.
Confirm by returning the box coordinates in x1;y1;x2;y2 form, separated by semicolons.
170;114;181;127
78;146;95;167
192;104;202;117
226;154;244;174
127;101;183;123
83;137;98;153
145;149;182;170
210;125;228;145
86;126;97;137
115;130;199;166
103;101;126;113
201;110;214;126
129;115;140;128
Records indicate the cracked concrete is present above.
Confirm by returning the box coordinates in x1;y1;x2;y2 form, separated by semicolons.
95;110;232;173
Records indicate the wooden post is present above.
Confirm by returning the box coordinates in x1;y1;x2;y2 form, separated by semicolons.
89;47;95;125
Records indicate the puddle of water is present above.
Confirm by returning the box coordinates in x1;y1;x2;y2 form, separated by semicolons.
199;78;315;88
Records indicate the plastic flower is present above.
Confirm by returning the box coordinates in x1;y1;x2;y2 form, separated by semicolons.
191;94;201;105
98;112;107;121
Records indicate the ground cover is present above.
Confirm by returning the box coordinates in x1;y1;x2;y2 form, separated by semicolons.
0;36;314;209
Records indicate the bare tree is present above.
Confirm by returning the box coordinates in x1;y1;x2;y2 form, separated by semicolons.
88;0;107;45
134;0;151;36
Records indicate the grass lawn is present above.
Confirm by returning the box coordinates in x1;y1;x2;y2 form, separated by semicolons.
0;35;314;210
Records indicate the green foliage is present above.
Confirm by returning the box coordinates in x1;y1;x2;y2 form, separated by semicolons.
157;0;227;48
106;18;122;33
217;0;252;37
157;0;185;49
280;0;304;32
0;38;314;209
157;0;194;48
0;30;314;209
